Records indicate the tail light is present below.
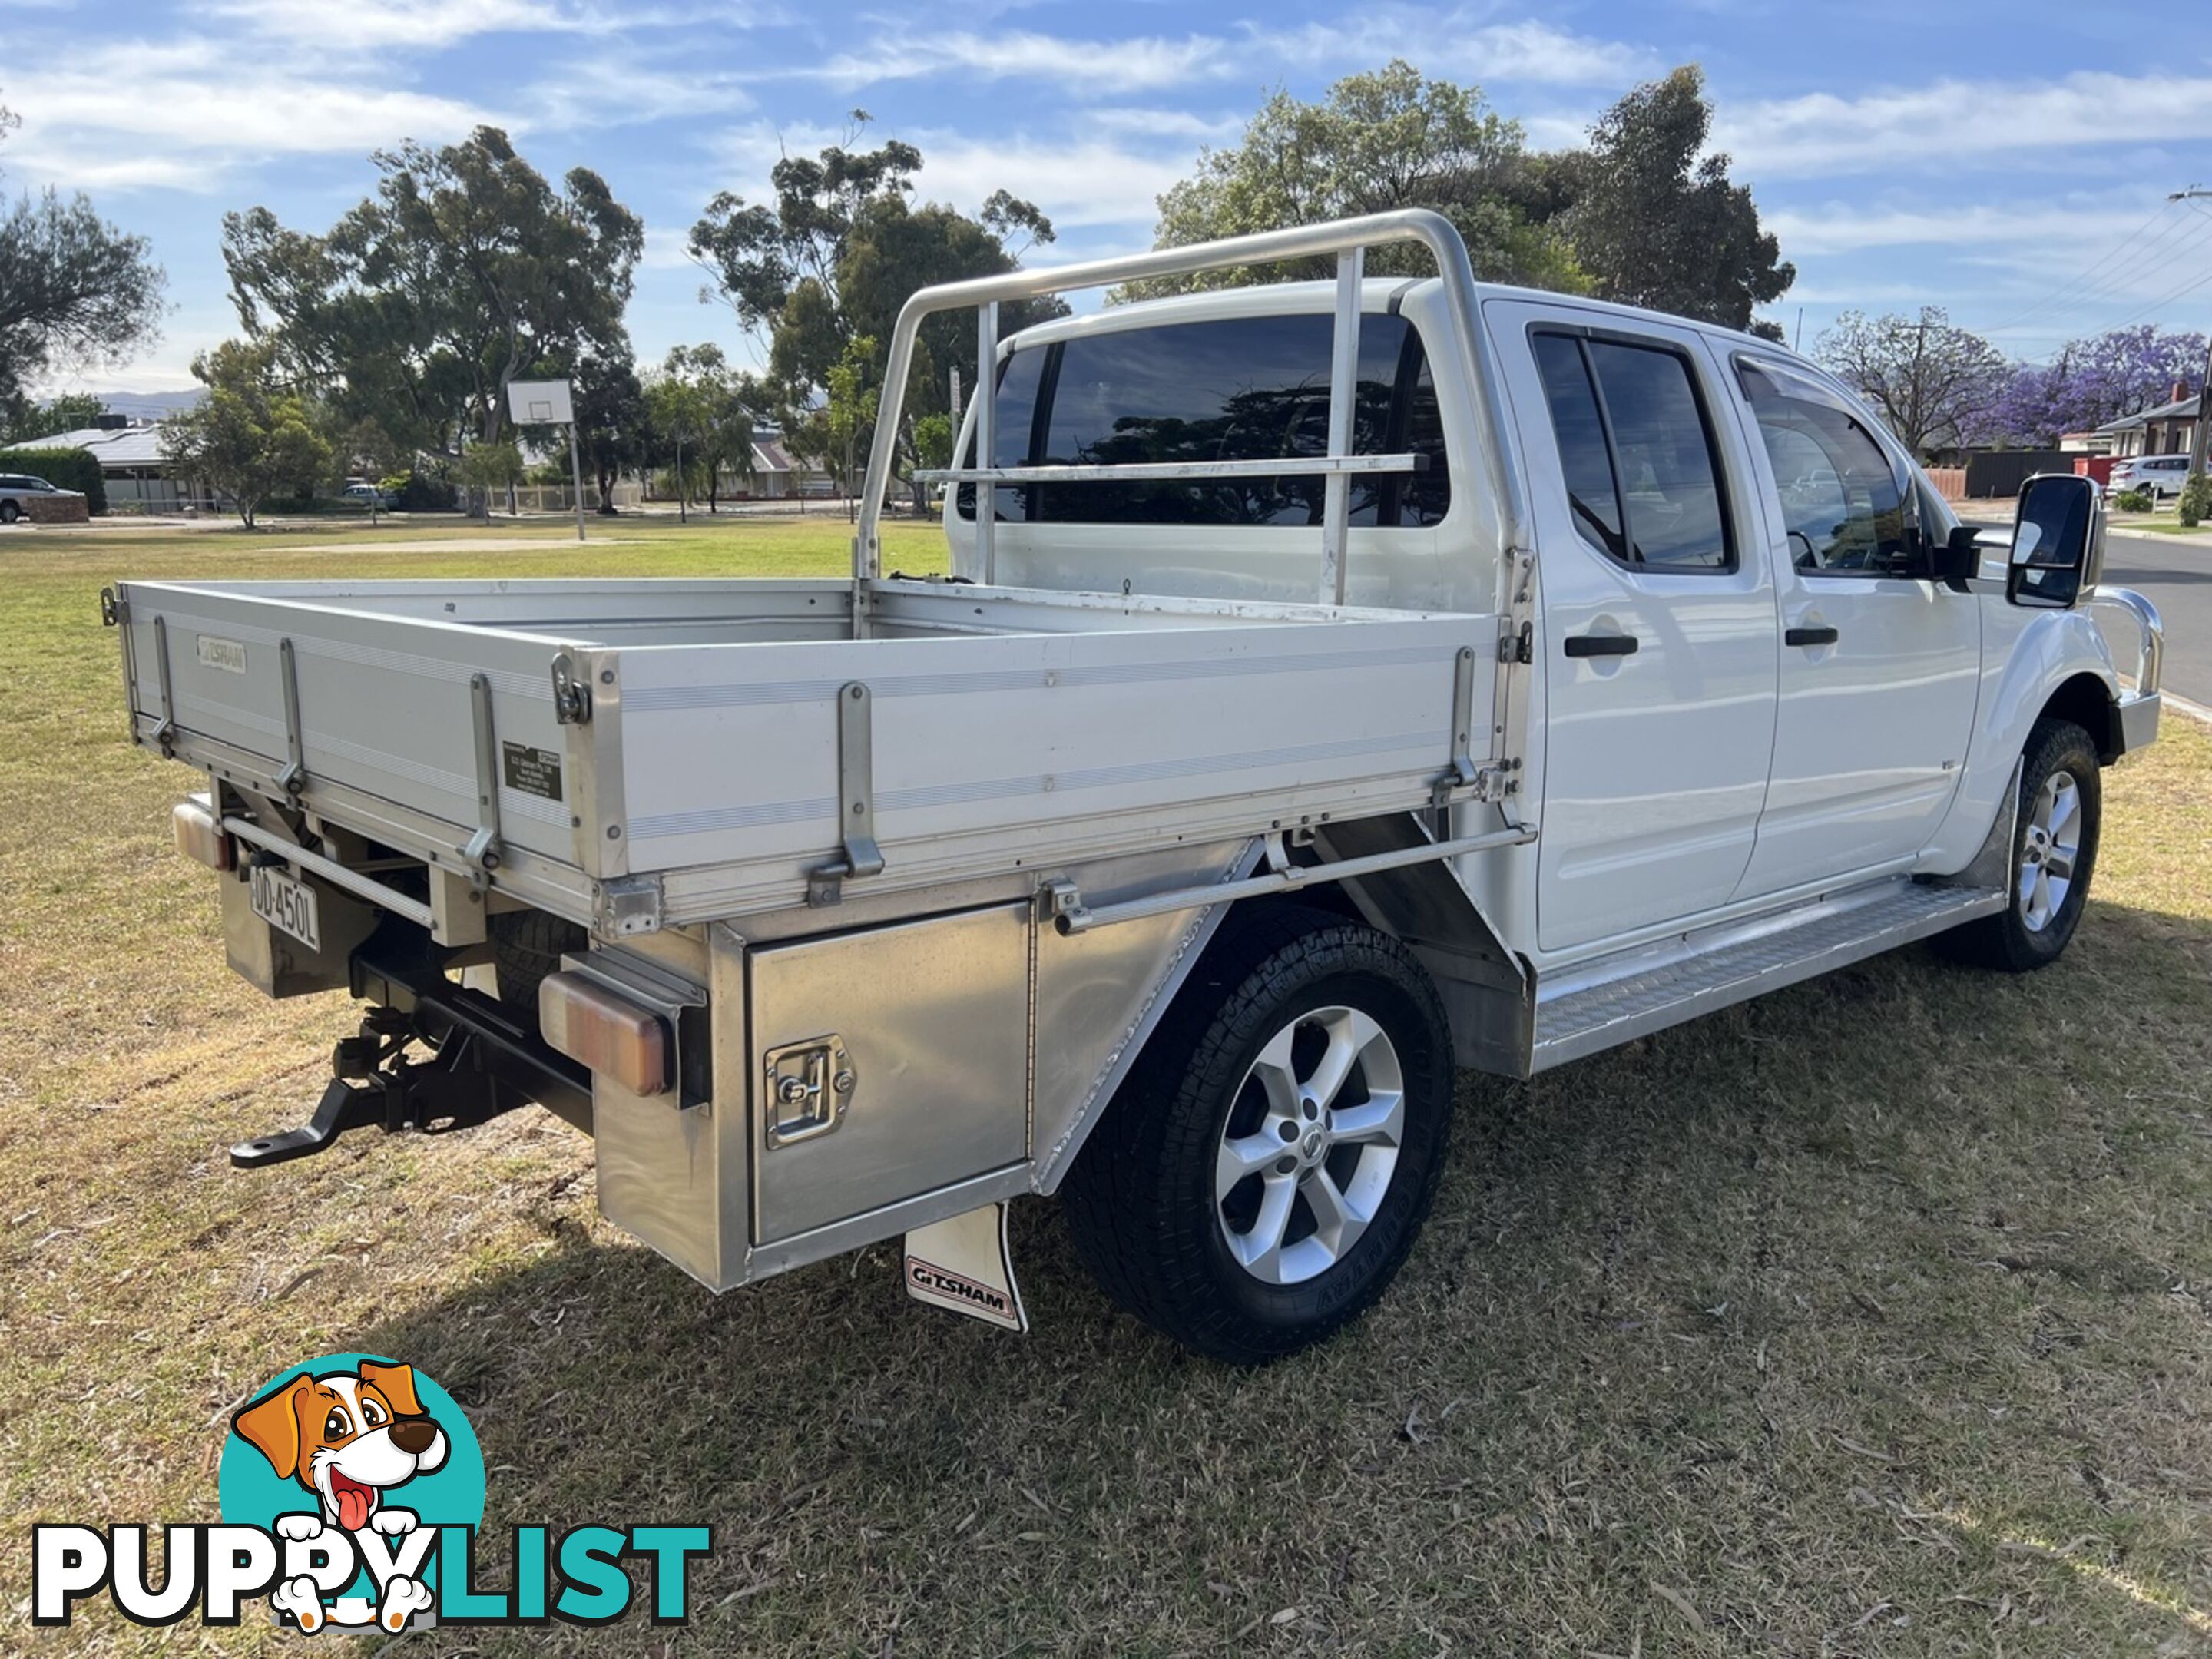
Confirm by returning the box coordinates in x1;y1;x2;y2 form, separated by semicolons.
172;795;233;871
539;972;671;1097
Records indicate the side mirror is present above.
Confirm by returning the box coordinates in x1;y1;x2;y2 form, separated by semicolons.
2008;473;2102;609
1932;524;1981;591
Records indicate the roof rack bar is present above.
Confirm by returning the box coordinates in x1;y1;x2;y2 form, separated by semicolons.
853;207;1531;588
1319;247;1363;605
974;300;998;588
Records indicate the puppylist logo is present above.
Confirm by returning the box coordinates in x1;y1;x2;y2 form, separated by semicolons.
33;1353;710;1634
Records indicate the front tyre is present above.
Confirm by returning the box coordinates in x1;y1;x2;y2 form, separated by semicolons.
1936;717;2101;972
1061;907;1455;1364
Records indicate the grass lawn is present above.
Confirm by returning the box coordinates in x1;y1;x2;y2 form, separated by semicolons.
3;518;2210;1656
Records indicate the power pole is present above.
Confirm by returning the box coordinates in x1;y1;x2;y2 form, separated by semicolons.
2171;190;2212;482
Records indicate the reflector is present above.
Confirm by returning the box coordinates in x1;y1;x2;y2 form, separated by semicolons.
171;795;233;871
538;972;671;1096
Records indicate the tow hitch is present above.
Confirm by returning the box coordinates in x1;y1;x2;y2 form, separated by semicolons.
230;932;594;1169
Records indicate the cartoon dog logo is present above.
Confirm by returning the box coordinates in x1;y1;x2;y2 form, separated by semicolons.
230;1359;450;1631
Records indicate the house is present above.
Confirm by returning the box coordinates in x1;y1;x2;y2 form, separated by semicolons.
746;429;834;499
13;414;196;512
2094;379;2200;459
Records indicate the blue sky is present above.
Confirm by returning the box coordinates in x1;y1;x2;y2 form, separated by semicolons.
5;0;2210;392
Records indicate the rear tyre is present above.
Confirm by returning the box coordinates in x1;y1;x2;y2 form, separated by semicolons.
0;502;18;524
1935;717;2101;972
488;909;589;1024
1061;906;1455;1364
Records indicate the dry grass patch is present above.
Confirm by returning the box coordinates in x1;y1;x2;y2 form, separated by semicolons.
2;523;2209;1655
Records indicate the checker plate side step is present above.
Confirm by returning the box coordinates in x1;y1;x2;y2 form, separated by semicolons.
1532;877;2006;1071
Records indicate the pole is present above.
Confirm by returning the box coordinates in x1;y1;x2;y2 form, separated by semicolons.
2169;190;2212;483
568;422;586;543
677;431;687;525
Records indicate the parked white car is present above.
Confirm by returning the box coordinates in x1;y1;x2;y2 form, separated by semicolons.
111;210;2164;1363
0;472;84;523
341;481;396;511
2110;453;2192;502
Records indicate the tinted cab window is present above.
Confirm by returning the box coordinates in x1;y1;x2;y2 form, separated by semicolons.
1737;357;1915;577
962;312;1449;528
1530;329;1732;571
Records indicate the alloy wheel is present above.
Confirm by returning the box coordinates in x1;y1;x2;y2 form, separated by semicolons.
1214;1006;1405;1285
2018;768;2081;932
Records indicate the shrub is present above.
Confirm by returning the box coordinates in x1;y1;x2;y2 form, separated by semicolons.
0;446;108;515
2181;469;2212;528
2111;485;2154;513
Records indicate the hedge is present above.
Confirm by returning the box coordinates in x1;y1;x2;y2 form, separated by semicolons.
0;447;108;515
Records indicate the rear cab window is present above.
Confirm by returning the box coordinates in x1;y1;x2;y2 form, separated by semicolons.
959;311;1451;528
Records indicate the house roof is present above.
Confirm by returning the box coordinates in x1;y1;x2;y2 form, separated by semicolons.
2094;392;2200;434
15;424;171;466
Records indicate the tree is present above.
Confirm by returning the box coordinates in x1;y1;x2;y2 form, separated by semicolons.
1131;62;1793;335
1128;62;1584;298
1816;308;2010;455
162;341;333;528
571;353;648;514
907;409;953;510
1555;67;1793;333
223;127;643;511
1986;326;2207;445
0;390;107;444
648;344;767;512
455;439;524;507
687;114;1060;453
0;90;166;415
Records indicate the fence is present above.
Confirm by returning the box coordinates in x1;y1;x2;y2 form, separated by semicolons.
1925;467;1965;502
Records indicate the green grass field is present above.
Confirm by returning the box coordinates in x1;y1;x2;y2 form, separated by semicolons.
3;517;2210;1655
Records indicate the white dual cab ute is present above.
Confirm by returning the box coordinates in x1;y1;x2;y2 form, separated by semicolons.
112;211;2164;1363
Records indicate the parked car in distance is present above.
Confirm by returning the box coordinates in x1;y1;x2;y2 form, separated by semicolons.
2109;453;2193;502
342;481;397;511
0;474;84;523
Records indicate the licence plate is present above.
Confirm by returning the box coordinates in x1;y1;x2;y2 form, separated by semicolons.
249;864;321;952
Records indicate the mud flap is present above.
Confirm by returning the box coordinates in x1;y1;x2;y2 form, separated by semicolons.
902;1203;1027;1332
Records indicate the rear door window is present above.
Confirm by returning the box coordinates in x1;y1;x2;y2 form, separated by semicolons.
960;312;1450;527
1532;329;1734;571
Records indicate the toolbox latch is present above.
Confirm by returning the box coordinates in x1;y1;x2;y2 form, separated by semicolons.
762;1035;855;1147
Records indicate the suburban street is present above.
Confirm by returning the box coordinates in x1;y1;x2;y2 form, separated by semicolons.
2101;528;2212;714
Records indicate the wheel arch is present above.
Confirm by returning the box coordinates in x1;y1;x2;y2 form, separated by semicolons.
2039;669;2124;764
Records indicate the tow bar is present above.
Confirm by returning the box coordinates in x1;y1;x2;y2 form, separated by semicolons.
230;932;593;1169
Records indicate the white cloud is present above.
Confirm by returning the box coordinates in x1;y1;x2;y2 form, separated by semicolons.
1764;200;2170;257
773;10;1657;101
708;114;1196;233
802;28;1230;96
193;0;753;51
1261;13;1656;88
1717;71;2212;177
5;39;500;190
910;134;1191;229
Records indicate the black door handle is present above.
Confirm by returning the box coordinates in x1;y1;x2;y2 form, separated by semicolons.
1785;624;1839;647
1563;633;1638;658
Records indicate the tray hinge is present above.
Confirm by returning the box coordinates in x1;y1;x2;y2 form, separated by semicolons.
807;680;886;906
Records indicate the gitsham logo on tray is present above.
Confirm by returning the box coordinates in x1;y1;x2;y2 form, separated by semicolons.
31;1353;710;1634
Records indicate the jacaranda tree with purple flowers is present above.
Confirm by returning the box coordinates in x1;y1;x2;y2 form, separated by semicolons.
1986;325;2207;445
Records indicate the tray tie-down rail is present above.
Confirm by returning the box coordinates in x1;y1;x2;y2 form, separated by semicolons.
230;926;591;1169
